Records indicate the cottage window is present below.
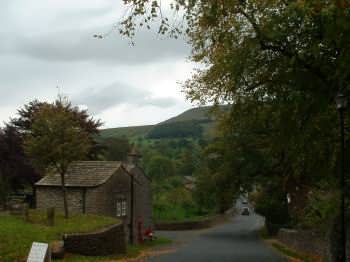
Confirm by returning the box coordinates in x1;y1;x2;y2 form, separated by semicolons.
116;199;127;217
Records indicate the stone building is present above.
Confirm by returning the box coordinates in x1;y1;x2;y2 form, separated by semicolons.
35;150;152;243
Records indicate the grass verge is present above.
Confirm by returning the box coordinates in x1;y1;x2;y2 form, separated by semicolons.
0;210;119;262
268;240;320;262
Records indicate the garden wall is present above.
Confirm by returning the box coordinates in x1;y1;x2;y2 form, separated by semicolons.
63;223;126;256
278;229;329;259
155;210;232;231
278;228;350;261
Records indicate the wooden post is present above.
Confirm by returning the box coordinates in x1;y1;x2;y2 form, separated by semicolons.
23;203;29;222
47;207;55;227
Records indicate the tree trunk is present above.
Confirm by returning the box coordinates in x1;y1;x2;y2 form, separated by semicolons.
60;173;69;219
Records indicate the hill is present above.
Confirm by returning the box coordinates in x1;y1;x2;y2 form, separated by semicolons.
99;106;224;140
160;106;214;124
99;125;154;139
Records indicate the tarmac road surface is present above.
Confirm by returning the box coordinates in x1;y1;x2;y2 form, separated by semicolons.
146;213;286;262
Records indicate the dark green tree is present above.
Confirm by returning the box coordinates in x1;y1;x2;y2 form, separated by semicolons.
24;101;91;218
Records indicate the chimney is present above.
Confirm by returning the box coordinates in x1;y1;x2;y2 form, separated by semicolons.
127;146;142;165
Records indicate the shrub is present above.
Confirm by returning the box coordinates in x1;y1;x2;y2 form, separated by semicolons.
255;186;289;236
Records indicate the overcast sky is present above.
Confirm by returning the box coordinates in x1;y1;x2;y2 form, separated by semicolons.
0;0;195;128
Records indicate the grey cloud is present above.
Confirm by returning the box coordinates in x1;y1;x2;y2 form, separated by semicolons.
11;27;189;65
72;82;178;114
144;97;177;108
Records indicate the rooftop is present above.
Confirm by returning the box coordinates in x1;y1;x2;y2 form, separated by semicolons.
35;161;135;187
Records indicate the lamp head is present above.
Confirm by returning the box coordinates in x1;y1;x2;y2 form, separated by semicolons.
336;92;347;110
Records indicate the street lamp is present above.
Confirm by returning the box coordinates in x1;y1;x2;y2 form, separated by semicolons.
336;91;347;262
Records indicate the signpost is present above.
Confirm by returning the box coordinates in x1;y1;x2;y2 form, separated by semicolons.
27;242;50;262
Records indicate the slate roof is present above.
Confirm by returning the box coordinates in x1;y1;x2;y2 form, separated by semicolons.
35;161;129;187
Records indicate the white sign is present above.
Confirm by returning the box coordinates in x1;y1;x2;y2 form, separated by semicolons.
27;242;49;262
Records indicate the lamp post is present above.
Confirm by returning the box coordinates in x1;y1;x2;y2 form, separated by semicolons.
336;92;347;262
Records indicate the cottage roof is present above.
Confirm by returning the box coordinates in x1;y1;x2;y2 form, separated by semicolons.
35;161;133;187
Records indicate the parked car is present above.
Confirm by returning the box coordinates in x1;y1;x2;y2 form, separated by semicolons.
241;207;250;216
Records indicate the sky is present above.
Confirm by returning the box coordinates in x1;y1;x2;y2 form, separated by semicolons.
0;0;195;128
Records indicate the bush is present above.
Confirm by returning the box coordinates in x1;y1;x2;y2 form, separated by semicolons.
255;187;289;236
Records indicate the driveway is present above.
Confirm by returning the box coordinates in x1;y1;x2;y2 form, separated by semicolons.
146;213;286;262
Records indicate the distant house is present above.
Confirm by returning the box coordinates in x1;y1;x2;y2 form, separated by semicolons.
35;149;152;243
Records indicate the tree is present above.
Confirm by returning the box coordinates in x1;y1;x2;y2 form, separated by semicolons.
147;155;175;179
120;0;350;223
0;125;39;205
24;101;91;218
99;137;131;161
11;99;101;159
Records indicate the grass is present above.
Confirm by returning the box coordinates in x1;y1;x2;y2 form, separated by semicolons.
0;210;119;262
270;241;319;262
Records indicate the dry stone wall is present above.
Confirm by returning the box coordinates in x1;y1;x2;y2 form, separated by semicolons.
278;228;350;261
63;223;126;256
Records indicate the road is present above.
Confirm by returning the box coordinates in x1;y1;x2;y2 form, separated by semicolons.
146;213;287;262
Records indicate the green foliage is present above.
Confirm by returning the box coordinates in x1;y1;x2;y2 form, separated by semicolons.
147;155;175;178
99;137;131;161
24;99;92;218
147;121;204;139
24;101;91;174
301;188;340;230
121;0;350;234
255;186;290;236
100;125;153;140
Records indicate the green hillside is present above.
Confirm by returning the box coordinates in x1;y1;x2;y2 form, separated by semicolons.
99;106;225;140
100;125;153;139
160;106;214;124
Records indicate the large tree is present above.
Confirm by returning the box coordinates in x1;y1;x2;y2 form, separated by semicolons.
0;125;39;205
24;100;91;218
120;0;350;240
11;99;101;159
1;99;102;198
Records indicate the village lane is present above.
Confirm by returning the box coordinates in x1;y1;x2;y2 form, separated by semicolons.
147;213;287;262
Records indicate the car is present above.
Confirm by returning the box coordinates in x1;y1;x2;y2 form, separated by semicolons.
242;200;248;205
241;207;250;216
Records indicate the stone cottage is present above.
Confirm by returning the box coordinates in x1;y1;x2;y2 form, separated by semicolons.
35;150;152;243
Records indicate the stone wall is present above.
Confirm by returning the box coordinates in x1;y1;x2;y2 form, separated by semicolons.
155;212;231;231
63;223;126;256
278;229;350;261
85;169;128;217
36;187;83;213
278;229;330;259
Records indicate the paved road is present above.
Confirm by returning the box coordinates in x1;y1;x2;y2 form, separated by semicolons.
146;214;286;262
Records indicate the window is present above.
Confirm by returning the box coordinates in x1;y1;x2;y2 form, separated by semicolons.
116;199;127;217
